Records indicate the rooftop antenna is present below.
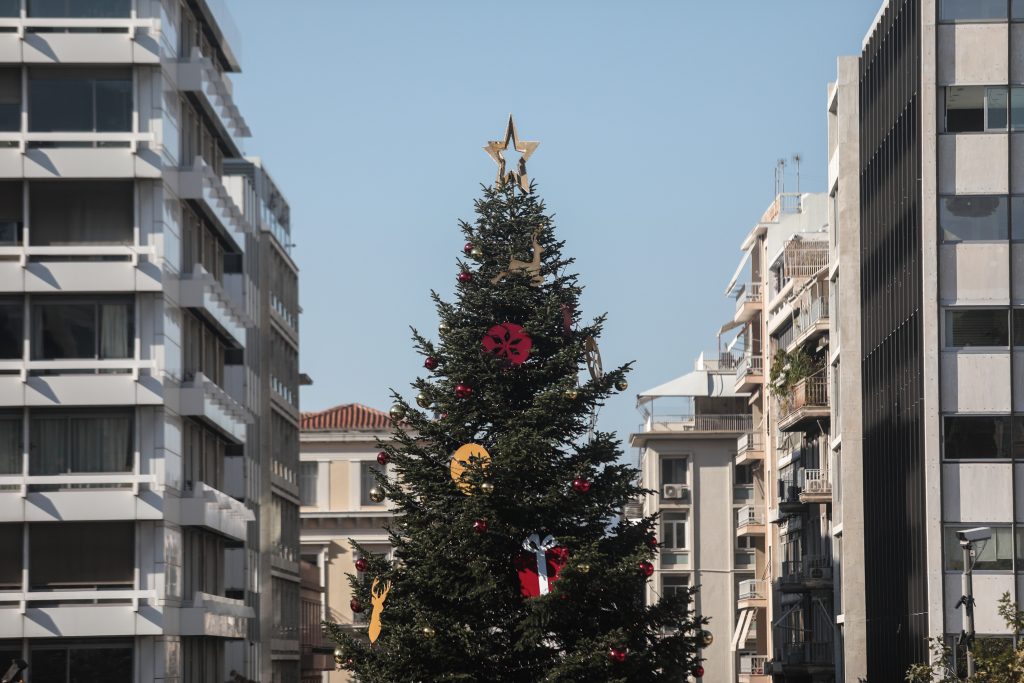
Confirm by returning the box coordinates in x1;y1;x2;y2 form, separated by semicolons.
776;158;787;196
792;153;802;193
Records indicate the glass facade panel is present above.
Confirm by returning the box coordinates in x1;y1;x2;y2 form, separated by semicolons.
30;640;132;683
0;69;20;132
30;410;132;475
944;86;1008;132
28;69;131;133
31;299;132;360
939;196;1008;241
28;0;130;18
944;526;1014;570
0;301;21;360
30;181;132;246
30;522;133;588
944;415;1011;459
940;0;1007;21
944;308;1009;347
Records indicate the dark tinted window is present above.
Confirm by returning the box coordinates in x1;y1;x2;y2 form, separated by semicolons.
30;181;132;246
939;196;1007;241
31;299;132;360
29;68;131;133
944;415;1011;459
0;301;22;360
0;69;20;133
30;522;133;588
30;410;132;475
940;0;1007;21
945;308;1009;347
28;0;130;17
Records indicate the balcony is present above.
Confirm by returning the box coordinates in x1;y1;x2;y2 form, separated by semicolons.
178;591;253;639
0;245;161;293
177;48;251;148
734;354;764;393
0;359;162;408
644;413;753;434
178;481;253;542
779;556;833;593
736;430;765;466
736;505;765;537
739;653;770;682
734;283;762;323
176;371;250;444
738;579;767;609
179;265;249;349
0;587;159;638
0;472;161;523
177;156;250;249
788;289;829;353
771;640;834;675
0;131;160;179
777;373;829;433
0;17;160;65
777;472;804;513
799;469;832;504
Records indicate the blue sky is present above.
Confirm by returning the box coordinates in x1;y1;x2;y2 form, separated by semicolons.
231;1;882;456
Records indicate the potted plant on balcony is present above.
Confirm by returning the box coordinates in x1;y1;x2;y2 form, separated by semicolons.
768;348;819;409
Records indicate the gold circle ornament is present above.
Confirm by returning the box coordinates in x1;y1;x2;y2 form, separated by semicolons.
577;562;591;574
422;625;436;639
368;486;385;503
615;378;629;392
389;404;406;421
701;631;714;647
415;392;431;409
479;481;494;495
449;443;492;495
438;321;449;334
564;387;579;401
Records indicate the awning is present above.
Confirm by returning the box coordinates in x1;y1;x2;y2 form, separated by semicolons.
637;368;742;405
730;608;755;652
724;249;752;296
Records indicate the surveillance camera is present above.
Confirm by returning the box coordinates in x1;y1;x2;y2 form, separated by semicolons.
957;527;992;544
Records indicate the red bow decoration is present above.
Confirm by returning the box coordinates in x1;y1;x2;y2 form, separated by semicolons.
481;322;533;366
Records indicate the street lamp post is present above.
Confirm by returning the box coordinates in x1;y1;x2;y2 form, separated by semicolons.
956;527;991;679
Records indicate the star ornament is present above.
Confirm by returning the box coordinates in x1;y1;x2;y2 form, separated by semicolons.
484;115;539;192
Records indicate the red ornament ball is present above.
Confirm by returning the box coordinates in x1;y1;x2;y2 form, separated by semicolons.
350;599;364;614
472;519;488;534
693;665;705;678
457;270;472;283
639;560;655;577
354;557;369;572
424;356;438;371
571;477;591;494
463;242;473;255
376;451;390;466
647;535;659;548
608;647;627;663
454;383;473;399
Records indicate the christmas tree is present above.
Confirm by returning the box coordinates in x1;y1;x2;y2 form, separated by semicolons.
326;117;708;682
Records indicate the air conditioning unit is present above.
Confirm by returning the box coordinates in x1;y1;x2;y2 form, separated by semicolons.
808;566;833;581
662;484;688;501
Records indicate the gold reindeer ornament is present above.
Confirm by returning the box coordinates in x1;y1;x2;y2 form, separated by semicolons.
368;577;391;645
491;231;545;286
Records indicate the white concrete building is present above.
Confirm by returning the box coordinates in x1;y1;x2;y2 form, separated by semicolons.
0;2;301;681
632;353;756;682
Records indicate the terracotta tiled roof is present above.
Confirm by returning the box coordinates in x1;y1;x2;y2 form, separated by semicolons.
300;403;392;431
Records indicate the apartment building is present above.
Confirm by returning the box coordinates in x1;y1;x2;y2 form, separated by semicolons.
631;354;757;682
0;2;300;681
724;192;832;682
825;0;1024;678
299;403;397;683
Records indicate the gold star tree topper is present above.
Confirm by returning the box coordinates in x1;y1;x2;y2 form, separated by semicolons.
484;115;539;192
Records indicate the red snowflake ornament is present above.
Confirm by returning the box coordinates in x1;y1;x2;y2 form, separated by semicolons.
481;322;533;366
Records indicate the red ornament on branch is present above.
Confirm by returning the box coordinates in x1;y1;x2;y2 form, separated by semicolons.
514;534;569;598
463;242;474;256
454;383;473;399
639;560;654;577
376;451;390;466
350;599;364;614
608;647;627;663
457;270;472;284
693;665;705;678
424;356;438;371
571;477;591;494
481;322;533;366
354;558;369;572
646;535;658;548
472;519;489;534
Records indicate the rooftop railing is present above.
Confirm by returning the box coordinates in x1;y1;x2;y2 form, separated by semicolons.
645;413;753;433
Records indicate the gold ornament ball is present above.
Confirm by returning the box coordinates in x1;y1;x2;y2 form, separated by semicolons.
389;404;406;421
438;321;450;334
421;625;436;639
615;379;629;392
368;486;386;503
577;562;591;574
701;630;714;647
564;387;579;400
470;246;484;260
334;648;343;658
416;392;431;409
479;481;494;495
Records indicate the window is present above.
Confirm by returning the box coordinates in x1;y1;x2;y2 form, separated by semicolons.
1018;528;1024;565
939;196;1008;241
31;298;132;360
0;413;17;476
661;457;688;486
662;573;690;600
0;69;19;132
735;464;753;485
28;0;130;17
182;419;223;490
30;640;132;683
30;521;133;588
944;308;1008;347
183;529;223;597
182;637;223;683
0;2;15;17
0;182;22;246
944;86;1007;132
183;312;225;385
0;525;19;589
30;181;132;246
361;461;383;506
662;511;688;550
30;410;132;477
944;415;1011;459
299;462;318;507
0;300;22;360
29;68;131;134
940;0;1008;21
944;526;1014;570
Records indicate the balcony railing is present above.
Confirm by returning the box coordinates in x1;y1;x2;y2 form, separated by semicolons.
735;354;764;381
780;556;832;589
779;373;829;422
775;640;834;666
737;505;763;528
645;413;753;433
778;472;802;506
740;654;769;675
738;579;767;601
793;293;829;340
782;239;829;281
802;469;832;496
737;430;764;458
735;283;763;311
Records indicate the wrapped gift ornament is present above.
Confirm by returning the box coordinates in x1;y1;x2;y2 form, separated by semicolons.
514;534;569;598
